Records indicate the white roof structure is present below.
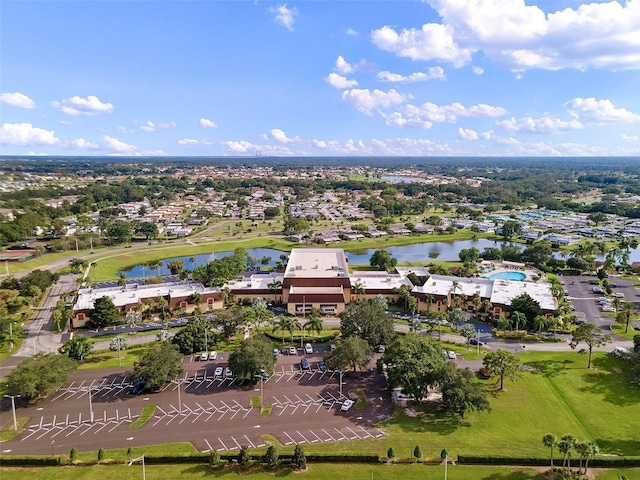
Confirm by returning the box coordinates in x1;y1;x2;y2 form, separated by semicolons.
395;267;431;278
350;271;413;291
226;272;284;290
284;248;349;279
74;281;219;311
416;275;493;299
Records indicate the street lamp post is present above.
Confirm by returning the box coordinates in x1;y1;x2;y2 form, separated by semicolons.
88;388;94;422
476;328;480;355
174;378;182;414
128;455;146;480
4;394;21;430
51;440;55;456
299;323;306;349
338;370;345;399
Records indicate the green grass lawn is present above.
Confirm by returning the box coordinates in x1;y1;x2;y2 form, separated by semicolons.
78;345;150;370
0;463;553;480
611;323;639;340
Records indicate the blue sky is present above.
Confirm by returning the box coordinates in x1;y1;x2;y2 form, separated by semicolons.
1;0;639;157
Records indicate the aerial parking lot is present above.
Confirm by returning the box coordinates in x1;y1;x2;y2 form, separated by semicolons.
3;350;391;456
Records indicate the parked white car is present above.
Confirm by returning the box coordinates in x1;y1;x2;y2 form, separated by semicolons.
304;343;313;354
340;399;355;411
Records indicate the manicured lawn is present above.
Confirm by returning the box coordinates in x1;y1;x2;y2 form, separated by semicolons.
0;463;551;479
78;346;150;370
129;405;156;429
611;323;639;340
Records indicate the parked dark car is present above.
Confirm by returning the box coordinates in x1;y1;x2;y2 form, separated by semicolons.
469;338;485;346
300;358;310;370
130;380;146;394
318;359;327;371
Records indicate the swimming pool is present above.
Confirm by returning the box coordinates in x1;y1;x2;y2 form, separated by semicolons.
488;271;527;281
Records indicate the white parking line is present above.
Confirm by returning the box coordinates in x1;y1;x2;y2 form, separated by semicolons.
333;428;347;440
308;430;322;443
321;428;335;441
296;430;309;444
218;437;228;451
278;405;289;417
358;426;373;438
244;435;255;448
345;426;360;440
203;438;213;453
283;432;296;445
231;436;242;449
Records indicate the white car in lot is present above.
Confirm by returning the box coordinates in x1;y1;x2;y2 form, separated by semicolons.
224;367;234;378
304;343;313;354
340;399;355;411
447;351;457;360
613;292;625;298
208;351;217;360
199;352;209;361
289;346;297;355
214;366;223;377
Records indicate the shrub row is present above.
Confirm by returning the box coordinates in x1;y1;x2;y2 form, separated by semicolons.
0;456;62;466
457;455;640;468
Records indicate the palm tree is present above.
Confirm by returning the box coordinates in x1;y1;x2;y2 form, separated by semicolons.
351;281;365;302
267;278;282;304
449;280;461;307
423;293;435;313
533;315;548;332
306;316;323;342
471;292;481;313
191;292;202;310
584;441;599;475
620;301;637;333
273;317;294;344
558;434;576;473
511;311;527;332
221;287;234;307
542;433;557;469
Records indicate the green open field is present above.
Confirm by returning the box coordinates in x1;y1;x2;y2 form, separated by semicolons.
1;463;638;479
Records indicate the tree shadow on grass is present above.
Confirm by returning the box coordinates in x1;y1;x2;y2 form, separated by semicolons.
387;402;471;436
593;437;640;457
578;356;639;407
525;358;575;378
179;464;296;477
480;471;546;480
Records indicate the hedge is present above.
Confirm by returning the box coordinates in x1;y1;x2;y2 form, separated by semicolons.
457;455;640;468
0;456;61;466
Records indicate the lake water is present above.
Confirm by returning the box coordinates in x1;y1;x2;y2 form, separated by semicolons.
118;238;639;278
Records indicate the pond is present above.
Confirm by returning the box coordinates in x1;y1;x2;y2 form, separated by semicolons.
118;239;640;278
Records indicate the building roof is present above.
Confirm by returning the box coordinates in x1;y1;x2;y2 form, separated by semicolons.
350;272;413;291
74;281;219;311
284;248;350;279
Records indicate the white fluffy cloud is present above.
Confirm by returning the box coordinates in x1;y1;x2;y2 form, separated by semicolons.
270;4;298;31
222;140;255;153
0;92;36;109
373;0;640;70
269;128;301;144
384;101;507;129
69;138;99;149
341;88;407;115
325;73;358;89
458;128;479;140
140;121;155;132
565;97;640;123
377;66;445;83
371;24;473;67
103;135;136;153
498;116;583;134
472;66;484;75
178;138;212;145
335;56;356;75
0;123;59;146
52;95;114;116
622;134;640;143
200;118;218;128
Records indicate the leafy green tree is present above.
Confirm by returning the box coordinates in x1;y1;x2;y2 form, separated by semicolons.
413;445;422;462
134;221;158;240
7;353;78;399
369;250;398;271
238;446;250;468
130;342;184;391
282;216;310;236
192;249;248;287
570;323;611;369
501;220;522;239
167;260;185;275
208;449;221;468
91;296;120;328
98;448;106;461
291;444;307;470
172;317;214;354
510;311;527;332
70;447;78;462
105;220;132;244
382;334;445;401
387;447;395;460
59;335;93;361
228;335;276;382
339;300;395;347
482;349;522;391
325;336;373;373
509;293;542;330
437;362;490;417
542;433;557;469
263;445;278;469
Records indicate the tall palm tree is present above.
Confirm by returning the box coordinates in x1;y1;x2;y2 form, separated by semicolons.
471;292;481;313
542;433;557;469
267;278;282;304
618;301;637;333
558;434;576;473
351;281;365;302
273;316;294;344
423;293;435;313
584;442;599;475
191;292;202;310
533;315;548;332
511;311;527;332
306;316;323;343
